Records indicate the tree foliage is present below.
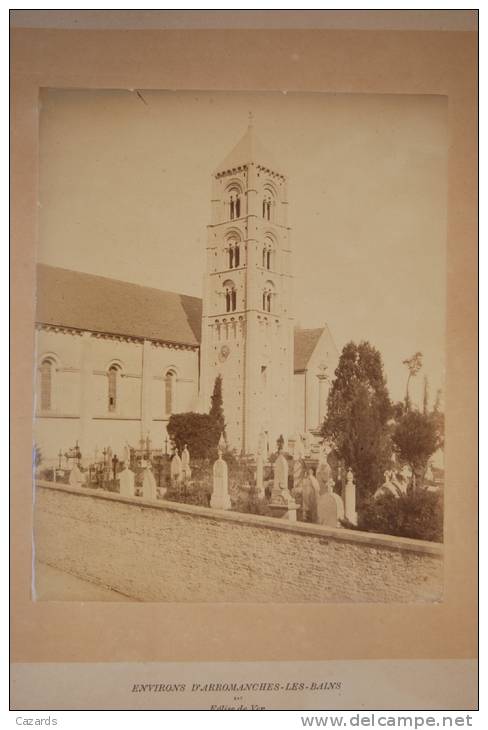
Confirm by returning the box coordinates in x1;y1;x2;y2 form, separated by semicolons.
167;412;221;460
359;489;443;543
321;341;392;503
392;409;440;486
167;376;227;460
209;375;226;438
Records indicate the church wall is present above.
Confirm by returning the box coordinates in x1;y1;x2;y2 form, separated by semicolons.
34;418;82;468
35;328;84;415
305;331;339;432
89;337;143;420
34;327;199;464
149;344;199;423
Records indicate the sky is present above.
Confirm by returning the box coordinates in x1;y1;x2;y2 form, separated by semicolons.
39;89;447;406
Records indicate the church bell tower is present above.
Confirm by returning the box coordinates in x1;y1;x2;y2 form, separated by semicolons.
200;118;294;454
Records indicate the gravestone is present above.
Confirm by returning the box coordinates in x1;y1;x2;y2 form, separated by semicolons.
375;470;396;498
119;465;135;498
255;453;264;497
300;475;318;523
293;458;305;489
181;445;191;480
344;468;358;525
170;450;183;485
69;463;84;487
333;492;345;523
210;454;231;510
317;492;339;527
142;464;158;501
122;443;131;466
316;460;332;494
271;453;288;499
269;453;298;521
292;432;305;461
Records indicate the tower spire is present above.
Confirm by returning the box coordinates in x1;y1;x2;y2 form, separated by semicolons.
248;111;254;129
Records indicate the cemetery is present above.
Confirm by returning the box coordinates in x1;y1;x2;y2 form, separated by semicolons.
34;427;443;603
37;432;360;530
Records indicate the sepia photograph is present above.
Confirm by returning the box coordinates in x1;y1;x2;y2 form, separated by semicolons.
33;89;446;604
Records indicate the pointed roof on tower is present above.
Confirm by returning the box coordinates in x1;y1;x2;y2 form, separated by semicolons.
214;114;284;177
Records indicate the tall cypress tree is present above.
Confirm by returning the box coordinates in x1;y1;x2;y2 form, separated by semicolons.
209;375;226;440
321;341;392;503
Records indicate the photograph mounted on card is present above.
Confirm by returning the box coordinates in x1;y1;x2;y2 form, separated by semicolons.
10;10;477;711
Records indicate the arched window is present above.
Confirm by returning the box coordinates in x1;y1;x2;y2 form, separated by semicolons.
226;184;243;221
226;237;241;269
108;364;121;412
165;370;176;415
263;183;278;222
262;197;273;220
262;282;274;313
223;280;237;313
262;236;274;270
40;357;54;411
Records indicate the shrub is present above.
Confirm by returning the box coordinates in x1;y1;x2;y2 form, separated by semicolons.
167;412;220;459
358;488;443;543
392;409;439;486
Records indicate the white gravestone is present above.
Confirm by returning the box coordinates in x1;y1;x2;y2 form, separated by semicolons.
142;464;158;501
317;492;339;528
119;465;135;498
316;460;332;494
211;454;231;510
69;463;84;487
344;468;358;525
292;432;305;461
170;451;183;484
300;475;318;523
122;443;131;466
269;453;298;521
181;445;191;480
272;453;288;498
256;453;264;497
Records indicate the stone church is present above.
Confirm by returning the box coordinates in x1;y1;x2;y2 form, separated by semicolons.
34;121;338;464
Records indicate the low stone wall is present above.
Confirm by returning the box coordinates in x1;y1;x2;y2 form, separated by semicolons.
34;481;443;603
